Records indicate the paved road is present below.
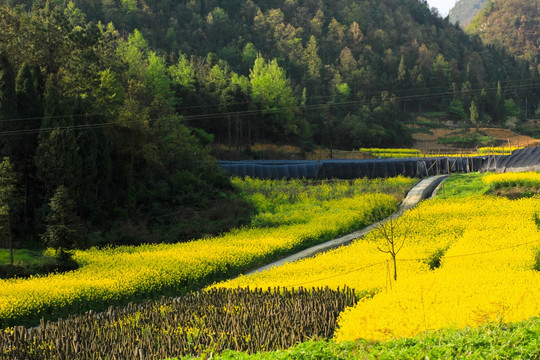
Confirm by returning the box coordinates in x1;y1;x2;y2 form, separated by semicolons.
247;175;449;275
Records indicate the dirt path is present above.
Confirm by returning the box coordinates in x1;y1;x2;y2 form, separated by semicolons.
480;128;540;147
412;128;456;152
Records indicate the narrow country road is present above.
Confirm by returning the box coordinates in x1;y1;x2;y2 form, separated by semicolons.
247;175;449;275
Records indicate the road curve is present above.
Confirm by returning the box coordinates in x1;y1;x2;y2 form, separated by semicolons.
247;175;449;275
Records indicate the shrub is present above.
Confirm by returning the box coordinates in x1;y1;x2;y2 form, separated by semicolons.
424;247;448;270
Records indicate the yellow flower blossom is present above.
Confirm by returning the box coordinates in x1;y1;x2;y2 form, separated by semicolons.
0;177;406;326
216;196;540;342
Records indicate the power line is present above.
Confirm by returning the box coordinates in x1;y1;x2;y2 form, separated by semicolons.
1;79;538;137
0;78;537;125
286;237;540;288
287;261;387;288
442;239;540;259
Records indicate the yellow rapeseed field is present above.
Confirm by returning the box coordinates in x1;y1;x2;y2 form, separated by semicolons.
217;195;540;342
357;146;522;159
483;171;540;189
0;177;411;327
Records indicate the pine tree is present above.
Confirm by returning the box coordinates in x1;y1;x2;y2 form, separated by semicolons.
35;77;83;215
41;185;83;259
470;100;479;130
0;52;16;118
398;55;407;83
448;99;466;120
493;81;505;123
0;52;17;155
0;157;20;266
10;63;43;235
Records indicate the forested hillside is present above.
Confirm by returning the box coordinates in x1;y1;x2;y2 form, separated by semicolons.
467;0;540;67
449;0;486;27
0;0;539;248
0;5;250;249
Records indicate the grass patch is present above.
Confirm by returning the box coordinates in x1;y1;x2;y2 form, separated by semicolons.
0;249;49;266
521;128;540;139
407;119;446;129
409;127;434;135
433;173;490;199
419;111;448;118
534;250;540;272
482;172;540;199
437;134;496;147
0;249;79;279
179;317;540;359
358;148;422;159
491;187;540;199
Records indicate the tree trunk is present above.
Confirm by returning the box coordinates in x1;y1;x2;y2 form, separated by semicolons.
392;255;397;281
8;218;13;266
128;130;135;194
248;118;252;146
228;114;232;150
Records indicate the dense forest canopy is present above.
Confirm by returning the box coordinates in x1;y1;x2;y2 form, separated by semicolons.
0;0;539;248
467;0;540;68
0;3;247;248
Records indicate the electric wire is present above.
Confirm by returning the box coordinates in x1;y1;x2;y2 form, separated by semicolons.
286;237;540;288
0;80;538;137
0;78;537;125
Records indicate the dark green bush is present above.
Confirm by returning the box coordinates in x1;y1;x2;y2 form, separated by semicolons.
424;247;448;270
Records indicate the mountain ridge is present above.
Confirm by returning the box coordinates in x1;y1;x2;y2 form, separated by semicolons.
466;0;540;67
449;0;487;27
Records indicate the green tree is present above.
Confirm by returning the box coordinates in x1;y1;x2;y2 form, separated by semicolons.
348;21;364;55
117;29;150;80
493;81;505;123
41;185;83;259
504;98;521;119
169;54;196;93
324;73;351;156
169;54;198;112
241;43;258;74
94;69;125;117
470;100;479;130
325;18;346;60
13;63;42;234
503;98;521;130
448;99;466;120
220;74;251;149
144;51;175;116
0;157;20;266
8;63;42;165
397;55;407;83
461;81;473;110
36;77;82;197
0;52;17;150
75;119;111;224
304;36;322;79
36;128;81;197
249;54;302;140
430;53;452;92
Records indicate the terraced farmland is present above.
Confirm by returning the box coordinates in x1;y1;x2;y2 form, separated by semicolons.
3;173;540;359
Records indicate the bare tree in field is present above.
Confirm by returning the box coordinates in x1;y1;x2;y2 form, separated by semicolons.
371;210;414;281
